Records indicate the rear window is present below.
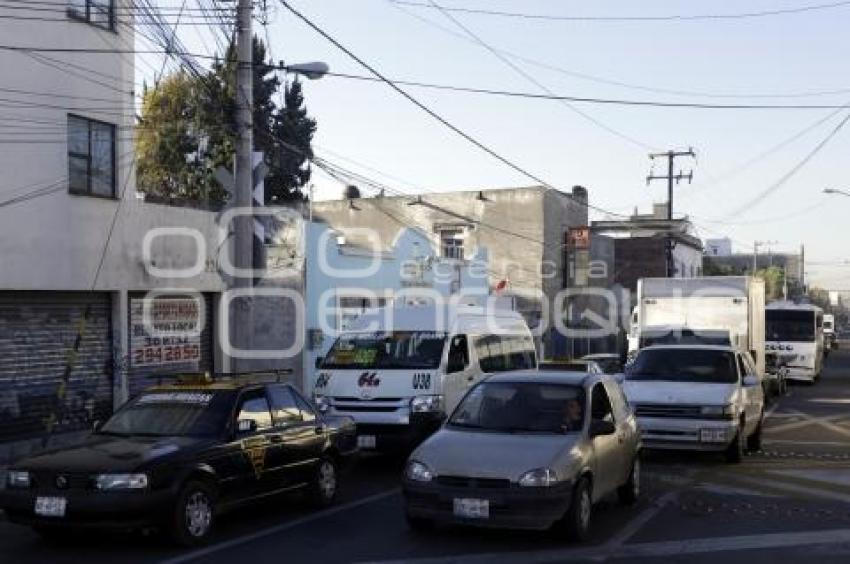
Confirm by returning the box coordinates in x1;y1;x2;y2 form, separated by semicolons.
626;349;738;384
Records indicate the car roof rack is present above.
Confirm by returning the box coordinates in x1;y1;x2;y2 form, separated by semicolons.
149;369;294;387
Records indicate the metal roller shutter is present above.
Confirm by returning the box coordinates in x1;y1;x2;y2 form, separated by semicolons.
0;292;113;444
127;293;214;397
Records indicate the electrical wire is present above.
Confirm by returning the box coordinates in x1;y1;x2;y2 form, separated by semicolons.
390;0;850;23
390;1;850;101
425;0;653;150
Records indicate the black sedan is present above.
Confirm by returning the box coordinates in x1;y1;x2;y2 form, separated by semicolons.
0;376;357;545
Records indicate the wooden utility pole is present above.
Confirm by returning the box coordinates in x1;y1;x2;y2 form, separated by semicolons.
647;148;696;277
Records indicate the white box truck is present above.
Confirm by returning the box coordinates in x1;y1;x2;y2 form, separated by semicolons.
631;276;766;377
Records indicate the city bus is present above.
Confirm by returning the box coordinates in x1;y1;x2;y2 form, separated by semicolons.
765;302;824;384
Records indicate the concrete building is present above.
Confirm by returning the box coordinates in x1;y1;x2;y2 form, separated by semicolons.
705;238;733;257
312;185;612;358
591;203;704;293
299;222;491;392
0;4;299;458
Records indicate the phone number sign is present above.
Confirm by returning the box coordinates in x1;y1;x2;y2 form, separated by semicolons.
130;297;204;368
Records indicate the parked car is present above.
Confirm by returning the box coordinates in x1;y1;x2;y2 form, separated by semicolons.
581;354;625;375
402;371;641;541
539;359;604;375
0;374;357;545
623;345;764;463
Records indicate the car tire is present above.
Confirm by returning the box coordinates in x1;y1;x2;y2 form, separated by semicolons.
170;480;216;547
307;457;338;508
405;511;435;532
617;457;640;505
747;415;764;453
725;420;745;463
561;477;592;542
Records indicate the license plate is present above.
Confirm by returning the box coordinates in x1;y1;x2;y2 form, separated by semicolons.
34;497;67;518
453;498;489;519
357;435;376;449
700;429;727;443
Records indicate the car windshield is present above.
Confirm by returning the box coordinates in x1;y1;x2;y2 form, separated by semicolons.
449;382;586;434
767;310;816;342
626;349;738;384
322;331;447;369
100;390;233;437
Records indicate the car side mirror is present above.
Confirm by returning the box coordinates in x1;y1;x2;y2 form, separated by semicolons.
589;419;616;438
314;356;324;370
743;375;759;387
237;419;258;434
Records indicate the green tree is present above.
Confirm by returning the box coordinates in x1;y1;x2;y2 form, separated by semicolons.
755;265;785;301
135;72;226;204
136;37;316;206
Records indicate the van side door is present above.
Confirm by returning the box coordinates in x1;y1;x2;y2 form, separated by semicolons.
443;334;473;414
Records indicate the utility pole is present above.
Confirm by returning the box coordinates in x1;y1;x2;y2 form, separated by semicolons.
752;240;778;273
232;0;254;373
646;148;696;277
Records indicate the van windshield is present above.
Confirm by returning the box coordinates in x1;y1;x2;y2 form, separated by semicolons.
322;331;447;369
766;310;815;342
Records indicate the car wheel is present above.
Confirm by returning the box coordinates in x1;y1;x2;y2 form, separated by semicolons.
308;457;338;508
405;511;435;532
725;421;745;463
747;415;764;453
617;457;640;505
561;477;592;542
170;481;216;546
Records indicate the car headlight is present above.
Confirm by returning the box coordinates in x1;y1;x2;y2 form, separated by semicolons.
313;394;330;413
518;468;560;487
7;470;31;489
410;395;443;413
700;405;735;419
94;473;149;491
405;460;434;482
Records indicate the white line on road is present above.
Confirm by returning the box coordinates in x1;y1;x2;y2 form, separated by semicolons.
160;488;400;564
595;490;679;559
719;472;850;503
764;439;850;447
365;528;850;564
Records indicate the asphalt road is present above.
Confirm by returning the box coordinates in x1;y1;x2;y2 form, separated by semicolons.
2;345;850;563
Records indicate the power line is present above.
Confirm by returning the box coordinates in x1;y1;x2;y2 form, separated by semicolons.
277;0;632;220
425;0;653;150
390;0;850;22
722;111;850;218
390;1;850;101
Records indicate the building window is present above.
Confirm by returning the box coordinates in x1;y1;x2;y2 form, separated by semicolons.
439;228;466;260
68;0;115;31
68;115;116;198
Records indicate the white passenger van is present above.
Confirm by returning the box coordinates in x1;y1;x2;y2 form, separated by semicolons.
765;301;824;383
312;302;537;451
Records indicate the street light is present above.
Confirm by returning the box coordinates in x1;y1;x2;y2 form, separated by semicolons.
282;61;329;80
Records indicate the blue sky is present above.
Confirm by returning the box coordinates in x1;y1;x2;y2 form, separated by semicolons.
149;0;850;291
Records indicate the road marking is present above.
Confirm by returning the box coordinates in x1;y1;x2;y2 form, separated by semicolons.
161;488;400;564
764;403;779;419
784;409;850;439
764;439;850;447
763;413;846;434
590;490;679;561
717;472;850;503
364;528;850;564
